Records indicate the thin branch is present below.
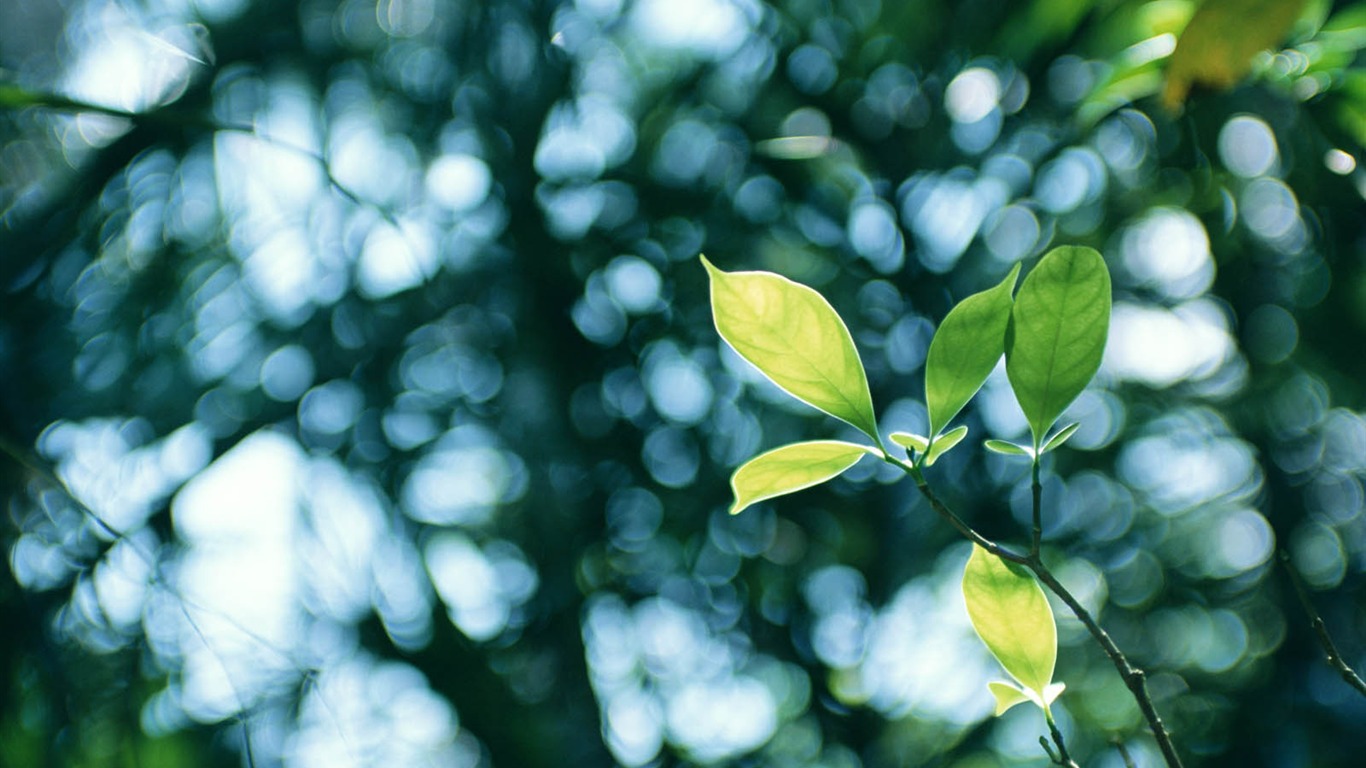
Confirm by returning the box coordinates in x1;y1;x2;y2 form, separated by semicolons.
894;459;1029;566
1281;551;1366;698
1028;564;1182;768
886;455;1184;768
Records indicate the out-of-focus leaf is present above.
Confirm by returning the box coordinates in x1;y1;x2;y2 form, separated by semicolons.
998;0;1099;62
755;136;842;159
963;545;1058;698
1163;0;1311;110
703;256;880;442
1320;4;1366;51
728;440;880;515
1006;246;1110;449
925;425;968;467
925;264;1020;436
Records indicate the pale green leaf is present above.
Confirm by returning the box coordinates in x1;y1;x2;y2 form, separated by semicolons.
890;432;929;452
984;439;1035;458
703;256;879;441
1043;681;1066;707
1005;246;1111;449
963;545;1058;697
988;681;1032;716
925;425;969;467
728;440;879;515
925;264;1021;436
1040;422;1081;454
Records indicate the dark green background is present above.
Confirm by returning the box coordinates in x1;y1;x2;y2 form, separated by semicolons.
2;0;1364;765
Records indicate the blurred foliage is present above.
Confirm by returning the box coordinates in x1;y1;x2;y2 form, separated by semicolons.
2;0;1366;767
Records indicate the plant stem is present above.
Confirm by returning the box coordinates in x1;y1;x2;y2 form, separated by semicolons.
1281;551;1366;698
1044;709;1079;768
884;454;1184;768
897;459;1029;565
1031;458;1043;556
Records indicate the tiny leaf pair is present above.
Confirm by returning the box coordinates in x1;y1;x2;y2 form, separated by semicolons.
983;422;1080;459
963;545;1064;715
892;426;966;467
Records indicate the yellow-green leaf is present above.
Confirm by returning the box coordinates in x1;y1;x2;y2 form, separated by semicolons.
988;681;1032;716
890;431;930;452
1163;0;1311;110
925;425;969;467
984;439;1035;458
728;440;880;515
703;256;879;442
1040;422;1081;454
963;545;1058;697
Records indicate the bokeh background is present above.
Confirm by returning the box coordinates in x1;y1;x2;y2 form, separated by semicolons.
3;0;1366;765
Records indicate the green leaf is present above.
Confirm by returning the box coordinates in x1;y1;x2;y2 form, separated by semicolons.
728;440;880;515
1039;422;1080;454
889;432;929;452
984;439;1035;458
703;256;880;442
1005;246;1110;449
1162;0;1310;110
988;681;1032;716
925;264;1021;436
925;425;969;467
963;545;1058;697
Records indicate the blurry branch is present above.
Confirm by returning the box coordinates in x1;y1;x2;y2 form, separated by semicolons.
1114;738;1137;768
0;432;360;765
885;454;1185;768
1281;551;1366;698
0;83;398;227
